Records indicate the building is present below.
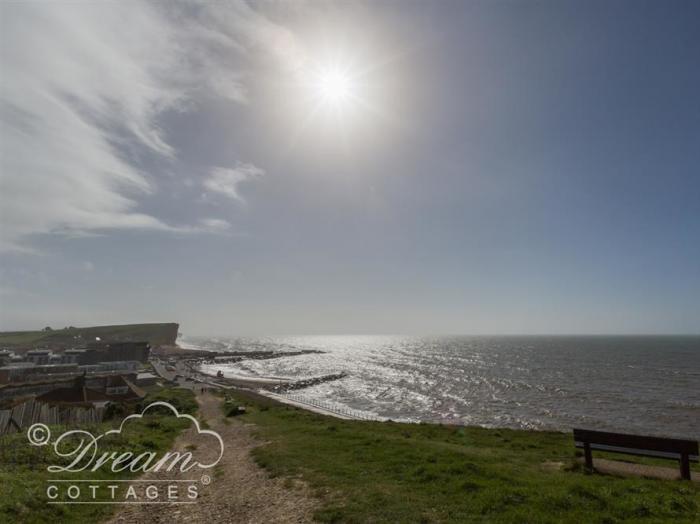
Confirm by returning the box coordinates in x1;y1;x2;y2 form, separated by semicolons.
61;349;86;364
35;374;111;407
105;375;130;396
135;372;158;387
104;375;145;402
79;360;140;374
0;373;138;402
79;342;150;365
0;359;140;385
26;350;52;365
0;363;80;384
0;350;15;366
0;362;35;384
36;374;145;406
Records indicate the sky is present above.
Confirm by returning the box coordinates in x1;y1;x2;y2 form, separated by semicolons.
1;0;699;336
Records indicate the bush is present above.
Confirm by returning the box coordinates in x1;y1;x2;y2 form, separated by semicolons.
223;399;246;417
142;387;197;415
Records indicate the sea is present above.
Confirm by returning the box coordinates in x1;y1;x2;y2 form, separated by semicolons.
181;335;700;439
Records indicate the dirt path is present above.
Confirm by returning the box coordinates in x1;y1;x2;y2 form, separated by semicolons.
106;392;318;523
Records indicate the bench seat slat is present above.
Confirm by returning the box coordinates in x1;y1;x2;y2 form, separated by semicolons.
574;441;699;461
573;428;699;456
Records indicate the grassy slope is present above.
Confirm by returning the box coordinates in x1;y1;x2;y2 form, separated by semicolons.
0;387;197;524
0;323;179;348
225;391;699;523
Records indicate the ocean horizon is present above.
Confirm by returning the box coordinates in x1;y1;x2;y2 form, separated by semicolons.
183;334;700;440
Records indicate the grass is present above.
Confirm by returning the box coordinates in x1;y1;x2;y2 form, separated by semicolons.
0;386;196;524
224;390;699;523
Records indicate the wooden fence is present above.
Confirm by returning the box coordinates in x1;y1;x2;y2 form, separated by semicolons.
0;399;105;435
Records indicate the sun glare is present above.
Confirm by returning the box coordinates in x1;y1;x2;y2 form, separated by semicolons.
292;52;386;138
313;67;356;108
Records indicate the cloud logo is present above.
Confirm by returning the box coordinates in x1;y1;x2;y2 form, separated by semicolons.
31;401;225;474
104;401;224;468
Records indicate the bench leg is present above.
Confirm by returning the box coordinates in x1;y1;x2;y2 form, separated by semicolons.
583;442;593;471
680;454;691;481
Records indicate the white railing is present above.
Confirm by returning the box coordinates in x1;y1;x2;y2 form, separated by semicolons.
281;392;381;421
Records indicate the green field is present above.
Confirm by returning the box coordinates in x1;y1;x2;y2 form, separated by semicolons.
0;323;179;349
3;385;697;523
0;387;197;524
224;390;699;523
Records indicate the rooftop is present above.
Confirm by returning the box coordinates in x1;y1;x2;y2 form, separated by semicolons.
35;377;111;404
0;362;36;369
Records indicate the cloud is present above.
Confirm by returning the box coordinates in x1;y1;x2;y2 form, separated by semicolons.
197;218;232;233
203;164;266;202
0;1;300;253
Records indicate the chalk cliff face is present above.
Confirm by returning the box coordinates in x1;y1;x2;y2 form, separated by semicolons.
0;323;180;350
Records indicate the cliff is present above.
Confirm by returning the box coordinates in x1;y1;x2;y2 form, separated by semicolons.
0;323;179;351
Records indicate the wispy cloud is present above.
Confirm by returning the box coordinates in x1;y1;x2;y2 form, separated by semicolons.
0;1;301;253
203;164;266;202
197;218;233;234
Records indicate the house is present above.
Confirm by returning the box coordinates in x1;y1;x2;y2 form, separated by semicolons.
0;373;138;402
0;350;15;366
0;362;35;384
103;375;145;402
26;350;52;365
135;372;158;387
79;360;140;374
62;349;86;364
0;363;80;385
35;374;145;407
36;374;111;407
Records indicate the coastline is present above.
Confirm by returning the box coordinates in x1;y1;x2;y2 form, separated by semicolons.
166;335;700;440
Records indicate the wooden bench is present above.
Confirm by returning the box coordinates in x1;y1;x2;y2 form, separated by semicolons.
573;428;698;480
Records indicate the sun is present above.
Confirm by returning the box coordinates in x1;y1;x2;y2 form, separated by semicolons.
291;53;383;137
312;66;357;108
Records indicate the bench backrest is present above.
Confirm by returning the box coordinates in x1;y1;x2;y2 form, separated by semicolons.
573;428;698;460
